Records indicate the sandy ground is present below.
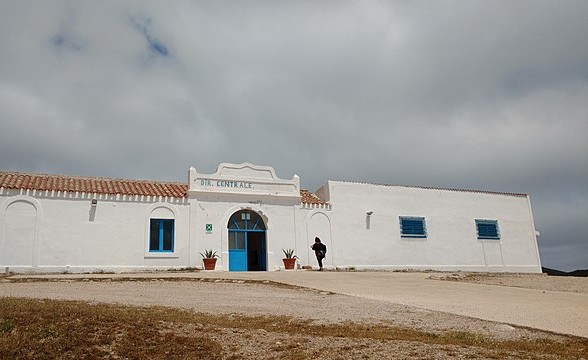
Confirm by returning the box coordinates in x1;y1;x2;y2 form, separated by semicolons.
2;272;588;359
1;272;586;341
0;279;517;337
429;272;588;294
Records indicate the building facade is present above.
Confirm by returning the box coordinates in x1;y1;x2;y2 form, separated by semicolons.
0;162;542;273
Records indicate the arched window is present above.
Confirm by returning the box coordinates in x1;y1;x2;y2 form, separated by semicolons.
228;210;266;231
149;219;174;252
1;199;38;266
147;205;176;254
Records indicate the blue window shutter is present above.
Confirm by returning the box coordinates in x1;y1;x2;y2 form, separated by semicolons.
149;219;160;251
400;216;427;238
149;218;175;252
476;219;500;240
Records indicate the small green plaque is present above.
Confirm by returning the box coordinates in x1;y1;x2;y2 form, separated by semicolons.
205;224;213;232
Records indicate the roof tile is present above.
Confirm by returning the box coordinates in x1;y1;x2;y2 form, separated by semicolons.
0;171;326;203
0;172;188;198
300;189;328;205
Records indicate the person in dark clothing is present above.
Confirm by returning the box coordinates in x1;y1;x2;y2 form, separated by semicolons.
311;237;327;271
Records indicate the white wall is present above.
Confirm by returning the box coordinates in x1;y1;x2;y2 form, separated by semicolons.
0;189;190;273
322;181;542;272
189;195;300;271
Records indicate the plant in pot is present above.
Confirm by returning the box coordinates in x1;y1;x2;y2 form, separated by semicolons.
282;248;298;270
200;249;219;270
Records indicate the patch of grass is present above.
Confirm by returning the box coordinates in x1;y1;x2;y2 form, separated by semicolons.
0;298;222;359
444;330;486;344
0;319;14;333
165;267;201;272
0;297;586;359
88;269;115;274
424;331;440;338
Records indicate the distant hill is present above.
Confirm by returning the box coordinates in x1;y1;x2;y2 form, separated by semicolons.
568;269;588;277
542;267;588;277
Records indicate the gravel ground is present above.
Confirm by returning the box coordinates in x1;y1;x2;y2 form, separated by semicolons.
1;273;586;359
430;272;588;294
0;276;575;340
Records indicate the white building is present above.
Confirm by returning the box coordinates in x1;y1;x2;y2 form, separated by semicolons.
0;162;542;273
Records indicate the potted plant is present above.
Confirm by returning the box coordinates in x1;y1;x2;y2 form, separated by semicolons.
282;248;297;270
200;249;219;270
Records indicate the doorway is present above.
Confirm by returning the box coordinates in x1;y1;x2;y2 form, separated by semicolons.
228;210;267;271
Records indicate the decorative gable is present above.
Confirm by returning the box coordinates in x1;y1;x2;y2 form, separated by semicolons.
188;162;301;201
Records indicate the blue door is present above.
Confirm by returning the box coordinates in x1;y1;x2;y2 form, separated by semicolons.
228;211;267;271
228;231;247;271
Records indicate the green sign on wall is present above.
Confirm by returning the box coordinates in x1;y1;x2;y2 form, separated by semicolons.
205;224;212;233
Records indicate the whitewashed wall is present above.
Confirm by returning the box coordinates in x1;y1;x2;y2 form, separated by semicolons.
189;196;301;271
320;181;542;273
0;189;190;273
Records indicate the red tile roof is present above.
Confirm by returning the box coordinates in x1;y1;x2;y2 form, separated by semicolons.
0;172;188;198
0;171;327;204
300;189;328;205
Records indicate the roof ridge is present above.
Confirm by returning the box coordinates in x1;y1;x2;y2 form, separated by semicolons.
329;180;528;197
0;171;185;186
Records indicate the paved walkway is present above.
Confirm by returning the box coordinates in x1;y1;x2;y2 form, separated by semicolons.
9;271;588;338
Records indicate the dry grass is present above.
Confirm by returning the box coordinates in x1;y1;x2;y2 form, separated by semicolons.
2;275;310;289
0;298;221;359
1;297;586;359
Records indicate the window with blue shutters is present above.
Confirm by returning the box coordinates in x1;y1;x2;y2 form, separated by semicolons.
476;219;500;240
400;216;427;238
149;219;174;252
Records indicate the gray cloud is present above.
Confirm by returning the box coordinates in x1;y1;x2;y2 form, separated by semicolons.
1;0;586;271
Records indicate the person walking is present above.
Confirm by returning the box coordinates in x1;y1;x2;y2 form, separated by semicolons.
311;237;327;271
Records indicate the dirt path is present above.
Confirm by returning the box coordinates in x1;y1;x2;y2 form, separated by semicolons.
429;272;588;293
151;271;587;337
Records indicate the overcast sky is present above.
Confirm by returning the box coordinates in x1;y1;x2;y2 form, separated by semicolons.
1;1;586;271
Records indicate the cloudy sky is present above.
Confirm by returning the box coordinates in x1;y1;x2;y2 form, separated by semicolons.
1;1;586;271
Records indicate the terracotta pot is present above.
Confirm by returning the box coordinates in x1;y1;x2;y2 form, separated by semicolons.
282;258;296;270
202;258;217;270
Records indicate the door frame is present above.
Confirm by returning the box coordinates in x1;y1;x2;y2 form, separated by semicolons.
227;209;267;271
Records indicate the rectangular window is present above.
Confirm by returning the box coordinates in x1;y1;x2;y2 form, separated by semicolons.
476;219;500;240
149;219;174;252
228;232;245;250
400;216;427;238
